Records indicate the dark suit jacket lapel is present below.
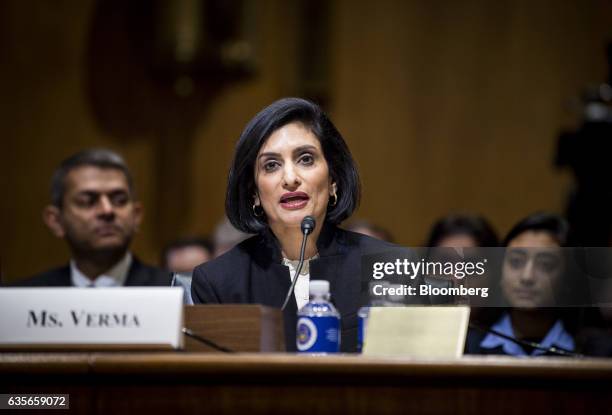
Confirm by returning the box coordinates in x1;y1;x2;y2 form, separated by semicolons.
52;266;72;286
124;258;152;286
250;231;291;306
250;228;304;350
311;223;347;309
314;225;359;314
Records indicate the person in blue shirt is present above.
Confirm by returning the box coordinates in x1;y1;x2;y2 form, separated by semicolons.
465;212;581;356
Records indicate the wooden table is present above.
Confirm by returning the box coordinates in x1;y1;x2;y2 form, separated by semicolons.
2;353;612;414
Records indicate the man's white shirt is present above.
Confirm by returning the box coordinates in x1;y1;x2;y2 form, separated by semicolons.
70;253;132;287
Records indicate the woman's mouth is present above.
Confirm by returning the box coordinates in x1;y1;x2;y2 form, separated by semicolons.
513;288;538;300
279;192;309;210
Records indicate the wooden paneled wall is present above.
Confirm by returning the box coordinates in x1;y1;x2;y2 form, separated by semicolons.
1;0;611;280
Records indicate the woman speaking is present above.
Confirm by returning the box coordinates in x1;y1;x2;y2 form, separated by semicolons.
191;97;394;352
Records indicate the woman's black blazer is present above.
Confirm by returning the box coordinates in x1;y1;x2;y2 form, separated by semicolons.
192;223;398;352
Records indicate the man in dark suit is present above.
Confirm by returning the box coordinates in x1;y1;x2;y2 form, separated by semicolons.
16;149;170;287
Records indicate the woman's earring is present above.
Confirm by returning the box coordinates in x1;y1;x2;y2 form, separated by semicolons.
253;203;264;217
330;192;338;207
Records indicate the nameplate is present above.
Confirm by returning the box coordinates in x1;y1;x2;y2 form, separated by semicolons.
0;288;184;350
363;306;470;358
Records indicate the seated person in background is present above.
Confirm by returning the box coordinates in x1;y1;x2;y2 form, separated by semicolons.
345;220;394;242
161;236;213;273
424;213;499;307
465;212;582;356
212;216;251;258
16;148;171;287
426;213;499;248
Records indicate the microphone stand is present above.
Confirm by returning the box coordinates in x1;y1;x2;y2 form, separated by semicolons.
468;322;583;357
281;217;315;311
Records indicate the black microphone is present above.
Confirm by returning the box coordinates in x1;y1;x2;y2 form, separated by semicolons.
281;216;316;311
301;216;315;235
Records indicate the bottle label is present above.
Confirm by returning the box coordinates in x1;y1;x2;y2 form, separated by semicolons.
296;316;340;353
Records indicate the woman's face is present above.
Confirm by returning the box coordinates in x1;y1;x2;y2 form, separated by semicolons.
254;122;335;232
501;231;564;308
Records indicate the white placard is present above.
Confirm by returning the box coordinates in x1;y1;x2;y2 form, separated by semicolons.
0;288;184;350
363;306;470;358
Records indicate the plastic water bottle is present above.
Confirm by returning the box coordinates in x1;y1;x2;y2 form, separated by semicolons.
296;280;341;353
357;306;370;353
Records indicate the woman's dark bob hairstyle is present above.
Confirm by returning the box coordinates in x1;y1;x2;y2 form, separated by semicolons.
226;97;361;234
503;212;569;247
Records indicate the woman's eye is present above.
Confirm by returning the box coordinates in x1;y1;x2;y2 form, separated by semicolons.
299;154;314;165
508;255;526;269
264;161;279;172
537;258;559;273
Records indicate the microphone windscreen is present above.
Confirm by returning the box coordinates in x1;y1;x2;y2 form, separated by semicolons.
301;216;316;234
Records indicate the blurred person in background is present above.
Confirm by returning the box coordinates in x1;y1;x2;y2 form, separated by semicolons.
426;213;499;248
465;212;587;356
212;216;251;257
345;219;394;242
424;214;499;307
15;149;171;287
161;236;213;273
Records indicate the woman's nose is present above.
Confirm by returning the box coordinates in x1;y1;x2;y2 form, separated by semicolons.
282;164;301;187
518;259;536;285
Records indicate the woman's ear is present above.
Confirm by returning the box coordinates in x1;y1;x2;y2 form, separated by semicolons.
253;193;261;206
330;181;337;196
